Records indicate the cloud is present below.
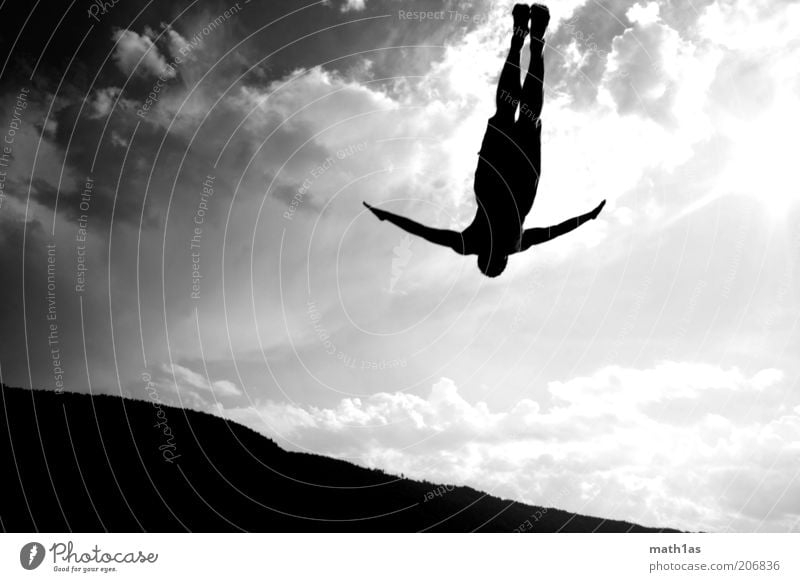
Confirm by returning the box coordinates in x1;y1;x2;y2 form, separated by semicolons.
341;0;366;12
88;87;122;118
166;28;192;60
219;362;797;531
159;363;242;398
112;29;175;79
333;0;367;12
626;1;661;26
698;0;800;52
603;5;707;125
548;361;782;407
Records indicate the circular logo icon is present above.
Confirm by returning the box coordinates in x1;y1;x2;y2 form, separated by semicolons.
20;542;46;570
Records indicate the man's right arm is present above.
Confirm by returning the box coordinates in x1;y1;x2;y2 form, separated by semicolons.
363;202;466;254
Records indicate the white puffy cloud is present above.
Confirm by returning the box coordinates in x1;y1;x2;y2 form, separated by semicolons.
159;363;242;398
698;0;800;52
626;1;661;26
112;29;175;78
166;28;192;60
549;362;780;407
218;362;797;532
88;87;121;118
340;0;367;12
603;3;716;127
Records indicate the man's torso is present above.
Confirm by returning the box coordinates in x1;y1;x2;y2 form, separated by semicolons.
466;118;541;255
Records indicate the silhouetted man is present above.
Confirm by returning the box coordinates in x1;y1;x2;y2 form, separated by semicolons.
364;4;606;277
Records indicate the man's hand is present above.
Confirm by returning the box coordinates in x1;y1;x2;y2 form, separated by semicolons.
363;201;388;221
590;199;606;220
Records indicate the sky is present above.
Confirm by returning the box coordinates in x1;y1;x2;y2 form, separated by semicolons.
1;0;799;532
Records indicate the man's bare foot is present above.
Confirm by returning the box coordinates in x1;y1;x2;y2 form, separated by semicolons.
590;199;606;220
530;3;550;40
512;4;530;48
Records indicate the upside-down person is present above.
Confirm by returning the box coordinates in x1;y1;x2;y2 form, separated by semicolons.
364;4;605;277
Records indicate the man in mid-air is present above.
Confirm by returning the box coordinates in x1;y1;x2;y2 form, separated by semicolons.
364;4;606;277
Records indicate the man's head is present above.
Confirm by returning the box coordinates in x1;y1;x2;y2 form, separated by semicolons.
477;252;508;277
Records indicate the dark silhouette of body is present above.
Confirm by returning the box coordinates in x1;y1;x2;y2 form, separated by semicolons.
365;4;606;277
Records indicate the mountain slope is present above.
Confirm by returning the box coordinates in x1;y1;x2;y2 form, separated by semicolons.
0;385;677;532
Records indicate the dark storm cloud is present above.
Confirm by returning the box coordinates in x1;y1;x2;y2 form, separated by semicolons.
0;0;487;232
2;1;452;227
0;0;474;392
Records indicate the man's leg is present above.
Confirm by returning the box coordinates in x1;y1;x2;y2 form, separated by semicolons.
520;4;549;126
512;3;549;213
476;5;530;219
493;4;529;125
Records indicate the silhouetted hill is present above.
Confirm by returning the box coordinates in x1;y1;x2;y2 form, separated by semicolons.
0;385;678;532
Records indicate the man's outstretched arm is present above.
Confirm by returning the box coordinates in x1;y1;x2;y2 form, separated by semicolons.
363;202;465;254
521;199;606;249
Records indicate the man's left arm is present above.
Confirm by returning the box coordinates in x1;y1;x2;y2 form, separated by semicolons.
520;199;606;250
